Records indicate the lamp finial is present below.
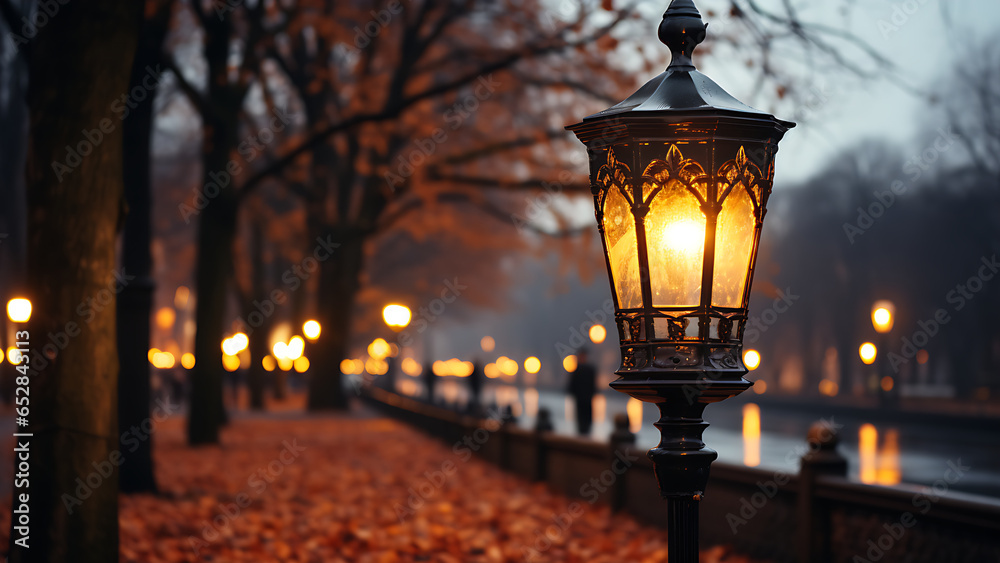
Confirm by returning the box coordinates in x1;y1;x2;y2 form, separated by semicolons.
659;0;707;70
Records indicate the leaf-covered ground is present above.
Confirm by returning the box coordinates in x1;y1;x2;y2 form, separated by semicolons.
1;408;769;562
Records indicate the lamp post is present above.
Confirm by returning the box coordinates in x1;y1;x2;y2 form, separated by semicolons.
871;300;895;406
567;1;794;561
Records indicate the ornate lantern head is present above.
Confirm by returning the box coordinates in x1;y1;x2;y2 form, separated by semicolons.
568;0;794;409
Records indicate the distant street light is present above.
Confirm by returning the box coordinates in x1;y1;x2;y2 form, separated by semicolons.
303;320;322;340
524;356;542;374
480;335;495;352
382;304;412;332
6;298;31;323
859;342;878;365
588;324;607;344
871;300;895;333
743;349;761;371
568;1;795;559
870;300;896;406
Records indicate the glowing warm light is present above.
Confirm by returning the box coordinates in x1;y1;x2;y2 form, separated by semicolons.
880;376;894;392
626;398;643;434
647;205;707;307
859;423;878;484
743;349;761;371
742;403;761;467
480;336;495;352
877;429;901;485
819;379;839;397
432;358;474;377
401;357;422;376
340;359;354;375
303;320;321;340
285;336;305;360
222;354;240;372
231;332;249;352
6;298;31;323
662;219;704;253
272;341;288;360
397;379;420;397
366;357;388;376
181;353;196;369
589;324;607;344
871;300;895;334
753;380;767;394
484;362;500;378
562;354;578;372
916;349;929;364
277;357;293;371
8;348;23;365
151;351;176;369
368;338;390;360
859;343;877;365
263;356;277;372
524;356;541;374
174;286;190;308
155;307;176;329
497;356;518;377
382;304;412;331
293;356;310;373
222;338;238;356
148;348;160;363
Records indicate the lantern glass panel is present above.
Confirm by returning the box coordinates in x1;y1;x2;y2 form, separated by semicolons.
712;185;755;308
645;181;705;307
601;167;643;310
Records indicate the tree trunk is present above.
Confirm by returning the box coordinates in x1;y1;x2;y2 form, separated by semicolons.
117;0;171;495
188;193;237;444
245;217;267;410
8;1;141;561
307;229;364;410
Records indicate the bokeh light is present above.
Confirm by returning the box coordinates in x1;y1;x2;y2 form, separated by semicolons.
6;298;31;323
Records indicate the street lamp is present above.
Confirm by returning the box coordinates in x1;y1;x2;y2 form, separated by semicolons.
567;1;794;561
382;304;412;332
6;298;31;323
870;300;895;405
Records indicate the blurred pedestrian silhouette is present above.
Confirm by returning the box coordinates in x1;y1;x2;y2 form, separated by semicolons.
567;347;596;436
423;361;436;403
468;360;484;414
